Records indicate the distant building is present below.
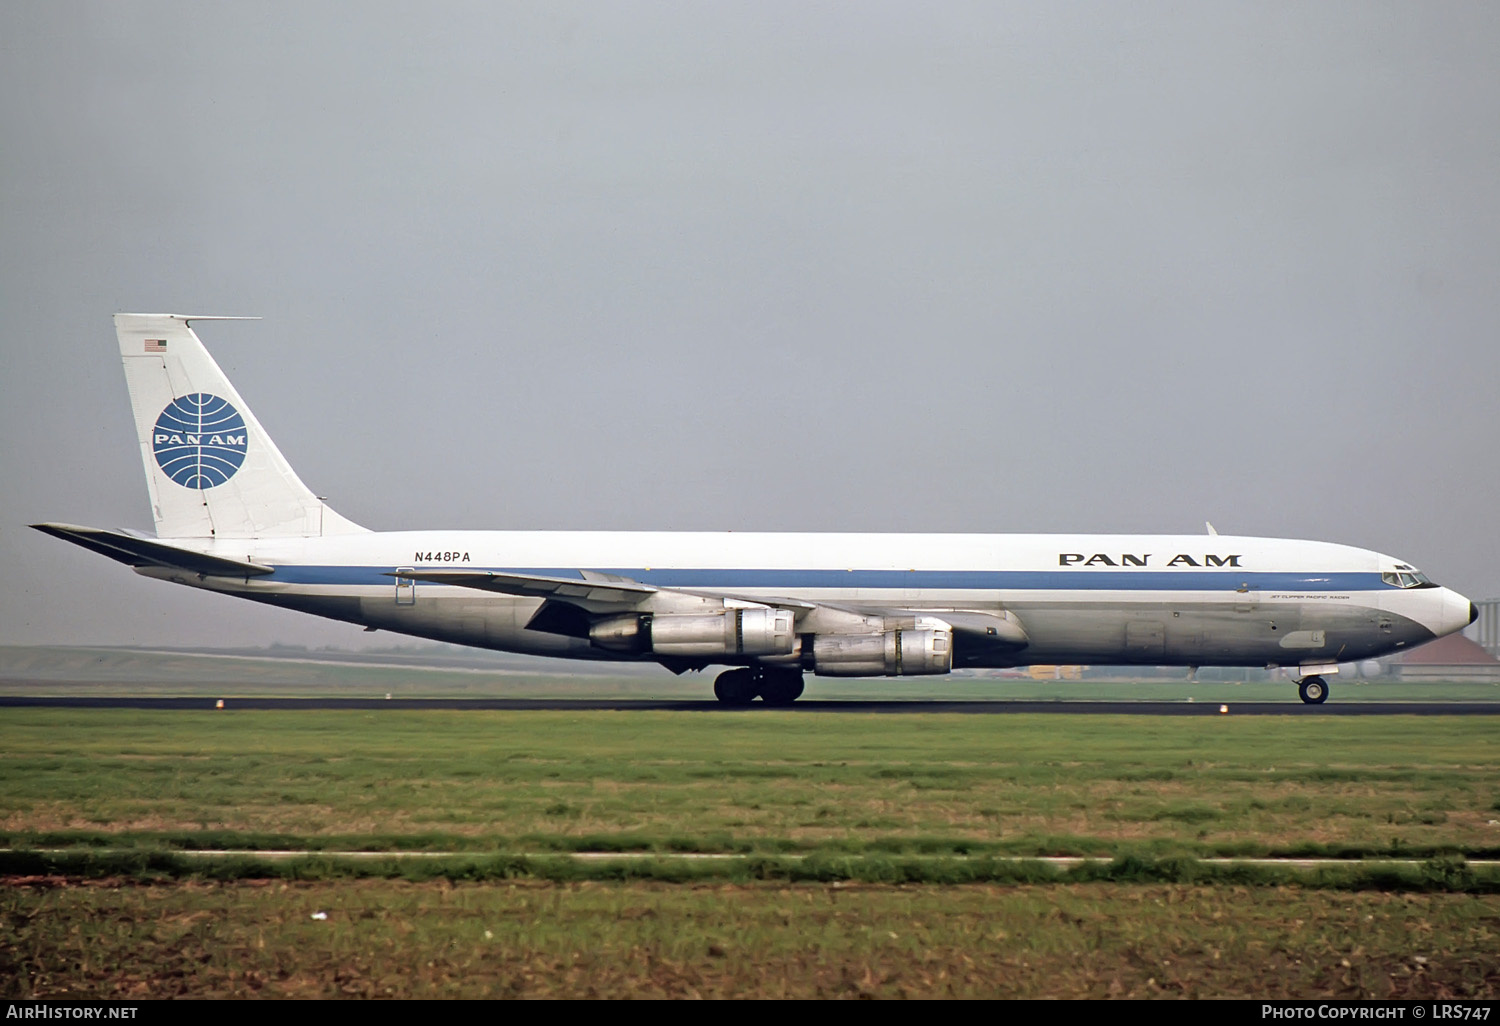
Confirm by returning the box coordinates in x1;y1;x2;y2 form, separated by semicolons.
1386;633;1500;683
1472;598;1500;659
1027;665;1084;680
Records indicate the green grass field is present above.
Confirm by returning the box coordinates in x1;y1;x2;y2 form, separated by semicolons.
3;710;1497;859
3;707;1497;997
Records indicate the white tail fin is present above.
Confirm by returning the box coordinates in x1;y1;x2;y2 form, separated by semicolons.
115;313;366;539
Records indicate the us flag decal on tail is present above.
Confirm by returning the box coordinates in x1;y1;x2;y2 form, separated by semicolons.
144;339;167;352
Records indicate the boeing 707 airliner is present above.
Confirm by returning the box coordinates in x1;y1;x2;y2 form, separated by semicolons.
34;314;1478;704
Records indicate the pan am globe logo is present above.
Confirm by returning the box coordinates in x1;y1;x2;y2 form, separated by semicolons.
152;393;248;489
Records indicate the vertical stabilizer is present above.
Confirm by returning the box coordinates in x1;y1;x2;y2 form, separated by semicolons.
115;313;366;539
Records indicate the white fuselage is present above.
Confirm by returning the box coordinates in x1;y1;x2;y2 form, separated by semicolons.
139;530;1472;672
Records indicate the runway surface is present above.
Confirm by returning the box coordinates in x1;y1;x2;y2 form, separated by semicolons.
3;695;1498;714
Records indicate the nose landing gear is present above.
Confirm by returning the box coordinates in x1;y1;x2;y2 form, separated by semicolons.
1297;675;1329;705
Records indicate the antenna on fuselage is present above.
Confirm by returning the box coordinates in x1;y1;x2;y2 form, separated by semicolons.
1206;521;1218;536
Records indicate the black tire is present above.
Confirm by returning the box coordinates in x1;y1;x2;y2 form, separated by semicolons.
757;670;805;707
1298;676;1329;705
713;668;757;706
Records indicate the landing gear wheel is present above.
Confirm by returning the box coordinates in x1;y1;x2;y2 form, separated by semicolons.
713;668;758;706
756;669;805;707
1298;675;1329;705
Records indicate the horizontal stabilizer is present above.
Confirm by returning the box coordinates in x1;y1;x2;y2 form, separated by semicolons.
391;568;657;602
31;523;274;577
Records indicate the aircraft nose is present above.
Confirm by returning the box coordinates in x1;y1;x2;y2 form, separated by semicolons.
1442;589;1476;637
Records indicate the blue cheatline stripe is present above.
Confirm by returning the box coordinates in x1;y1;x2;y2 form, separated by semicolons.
262;565;1386;592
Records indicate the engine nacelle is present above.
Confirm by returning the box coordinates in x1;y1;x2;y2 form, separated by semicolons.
590;608;796;658
812;626;952;677
589;614;648;653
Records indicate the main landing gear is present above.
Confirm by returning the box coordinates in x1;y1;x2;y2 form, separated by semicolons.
713;667;805;706
1297;675;1330;705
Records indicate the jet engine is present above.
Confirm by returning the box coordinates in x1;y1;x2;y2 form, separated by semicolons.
811;625;952;676
590;608;796;658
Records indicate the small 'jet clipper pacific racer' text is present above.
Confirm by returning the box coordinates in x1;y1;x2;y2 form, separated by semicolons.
35;315;1478;705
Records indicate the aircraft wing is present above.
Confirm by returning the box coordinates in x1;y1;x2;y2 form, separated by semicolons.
390;568;657;602
391;569;1030;663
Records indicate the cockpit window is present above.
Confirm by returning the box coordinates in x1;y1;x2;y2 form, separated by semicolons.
1383;568;1434;588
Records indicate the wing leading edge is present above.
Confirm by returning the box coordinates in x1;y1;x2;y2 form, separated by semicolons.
389;568;656;603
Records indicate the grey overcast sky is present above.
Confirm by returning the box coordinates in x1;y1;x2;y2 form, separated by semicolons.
2;1;1498;650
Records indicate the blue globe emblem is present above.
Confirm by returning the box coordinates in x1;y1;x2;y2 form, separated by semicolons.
152;394;249;489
